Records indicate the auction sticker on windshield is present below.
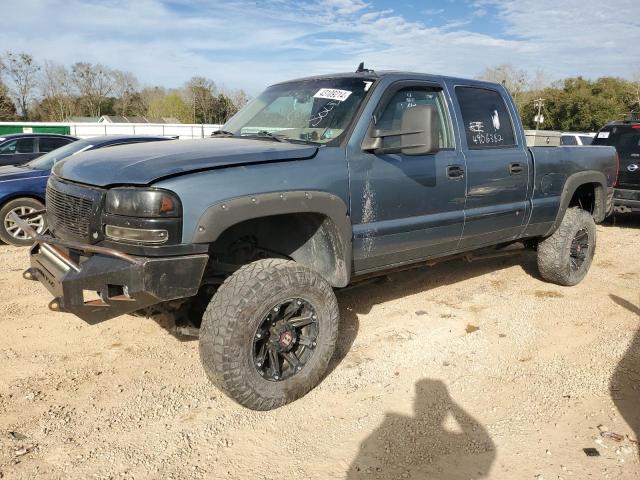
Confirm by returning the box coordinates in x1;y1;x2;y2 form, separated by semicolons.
314;88;352;102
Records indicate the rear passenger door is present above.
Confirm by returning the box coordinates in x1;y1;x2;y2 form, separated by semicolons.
452;85;530;249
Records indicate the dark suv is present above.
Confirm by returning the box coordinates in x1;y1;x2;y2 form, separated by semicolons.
0;133;77;166
593;116;640;213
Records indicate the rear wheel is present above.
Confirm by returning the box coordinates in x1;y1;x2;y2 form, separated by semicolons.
199;258;339;410
0;198;46;247
537;207;596;286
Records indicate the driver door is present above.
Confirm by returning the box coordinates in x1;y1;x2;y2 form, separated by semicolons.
347;82;466;274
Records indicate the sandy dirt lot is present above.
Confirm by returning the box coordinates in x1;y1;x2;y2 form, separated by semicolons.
0;217;638;479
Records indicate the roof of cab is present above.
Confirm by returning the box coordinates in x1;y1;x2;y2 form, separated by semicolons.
272;70;503;90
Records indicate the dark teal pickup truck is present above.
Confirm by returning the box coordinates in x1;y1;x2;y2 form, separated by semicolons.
19;67;617;410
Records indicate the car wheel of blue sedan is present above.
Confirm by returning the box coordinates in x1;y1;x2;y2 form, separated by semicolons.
0;198;46;247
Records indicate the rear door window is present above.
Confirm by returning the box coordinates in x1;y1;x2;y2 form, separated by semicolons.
579;136;593;145
39;137;72;153
455;87;516;149
561;136;578;145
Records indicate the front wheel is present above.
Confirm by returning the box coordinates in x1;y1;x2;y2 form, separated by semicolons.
0;198;47;247
199;259;340;410
537;207;596;286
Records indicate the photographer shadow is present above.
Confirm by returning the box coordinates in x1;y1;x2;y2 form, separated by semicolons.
347;378;495;479
609;294;640;457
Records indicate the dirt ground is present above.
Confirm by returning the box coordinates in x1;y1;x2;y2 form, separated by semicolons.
0;216;638;479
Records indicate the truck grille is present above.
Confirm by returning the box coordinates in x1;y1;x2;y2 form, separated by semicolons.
46;183;95;241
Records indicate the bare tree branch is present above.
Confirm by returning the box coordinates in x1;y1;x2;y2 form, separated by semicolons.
71;62;115;117
2;51;40;119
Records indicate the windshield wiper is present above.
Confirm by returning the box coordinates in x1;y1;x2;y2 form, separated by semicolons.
211;130;235;137
251;131;287;143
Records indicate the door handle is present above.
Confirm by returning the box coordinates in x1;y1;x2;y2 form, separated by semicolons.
446;165;464;179
509;162;524;175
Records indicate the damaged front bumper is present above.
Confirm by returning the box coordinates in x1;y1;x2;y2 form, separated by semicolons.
14;213;208;324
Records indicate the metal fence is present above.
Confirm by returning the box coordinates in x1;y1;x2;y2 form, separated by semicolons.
0;122;223;139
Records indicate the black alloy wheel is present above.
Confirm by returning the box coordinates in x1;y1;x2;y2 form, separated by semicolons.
252;298;319;381
569;228;590;271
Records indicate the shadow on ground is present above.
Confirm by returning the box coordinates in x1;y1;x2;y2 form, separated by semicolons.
602;213;640;229
610;294;640;457
346;378;495;479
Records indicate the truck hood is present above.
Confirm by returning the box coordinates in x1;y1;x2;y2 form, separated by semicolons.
53;138;318;187
0;165;48;183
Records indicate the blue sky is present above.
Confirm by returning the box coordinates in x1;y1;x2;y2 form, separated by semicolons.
2;0;639;94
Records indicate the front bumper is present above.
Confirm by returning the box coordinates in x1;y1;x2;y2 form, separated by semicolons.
613;188;640;213
25;231;208;324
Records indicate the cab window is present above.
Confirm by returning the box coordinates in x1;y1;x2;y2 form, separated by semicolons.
376;87;454;150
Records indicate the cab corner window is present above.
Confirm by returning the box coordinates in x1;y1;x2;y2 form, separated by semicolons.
455;86;516;149
376;87;454;150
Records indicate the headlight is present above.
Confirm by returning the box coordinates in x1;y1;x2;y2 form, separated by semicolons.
105;188;181;218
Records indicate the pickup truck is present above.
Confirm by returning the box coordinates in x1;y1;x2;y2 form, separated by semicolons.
18;68;618;410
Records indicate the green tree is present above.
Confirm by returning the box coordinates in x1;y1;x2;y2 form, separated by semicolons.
520;76;637;131
146;91;191;123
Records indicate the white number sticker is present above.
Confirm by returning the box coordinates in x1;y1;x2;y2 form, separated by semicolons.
597;131;610;138
313;88;352;102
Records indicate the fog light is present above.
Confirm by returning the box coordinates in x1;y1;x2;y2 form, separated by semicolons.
105;225;169;244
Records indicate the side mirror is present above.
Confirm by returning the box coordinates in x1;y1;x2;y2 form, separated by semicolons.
399;104;440;155
363;104;440;156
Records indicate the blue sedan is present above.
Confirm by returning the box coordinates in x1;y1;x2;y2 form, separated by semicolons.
0;135;175;246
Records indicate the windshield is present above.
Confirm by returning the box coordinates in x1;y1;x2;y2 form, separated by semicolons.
25;140;93;170
223;77;374;144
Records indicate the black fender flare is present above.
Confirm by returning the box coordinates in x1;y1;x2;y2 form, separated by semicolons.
192;190;352;287
547;170;608;235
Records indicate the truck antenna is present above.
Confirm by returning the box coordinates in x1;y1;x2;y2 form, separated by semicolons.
356;62;373;73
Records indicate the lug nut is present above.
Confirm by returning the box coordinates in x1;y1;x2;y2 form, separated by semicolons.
312;341;317;347
274;375;279;380
256;333;262;339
